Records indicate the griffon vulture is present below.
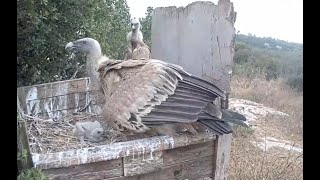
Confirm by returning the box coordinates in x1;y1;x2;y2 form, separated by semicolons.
125;18;151;60
65;37;247;136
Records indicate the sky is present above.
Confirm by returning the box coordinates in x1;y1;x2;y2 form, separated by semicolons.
126;0;303;44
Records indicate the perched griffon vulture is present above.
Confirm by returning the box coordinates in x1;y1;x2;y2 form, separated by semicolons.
126;18;151;60
65;38;247;136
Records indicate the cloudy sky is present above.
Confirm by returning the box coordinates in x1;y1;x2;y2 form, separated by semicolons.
126;0;303;44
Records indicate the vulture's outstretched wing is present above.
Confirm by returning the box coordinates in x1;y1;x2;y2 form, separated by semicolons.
98;58;247;134
65;37;247;135
99;59;182;133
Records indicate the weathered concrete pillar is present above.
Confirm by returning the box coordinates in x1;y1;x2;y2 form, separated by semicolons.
151;0;237;179
151;0;236;92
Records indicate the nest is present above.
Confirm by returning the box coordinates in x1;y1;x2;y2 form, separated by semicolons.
21;112;153;154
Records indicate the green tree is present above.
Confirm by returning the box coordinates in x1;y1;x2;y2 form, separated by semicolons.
17;0;130;87
233;34;303;92
139;6;153;47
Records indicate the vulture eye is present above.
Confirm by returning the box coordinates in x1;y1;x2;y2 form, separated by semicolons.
82;41;87;44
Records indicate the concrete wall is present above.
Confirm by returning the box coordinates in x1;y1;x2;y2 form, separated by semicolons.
151;0;236;92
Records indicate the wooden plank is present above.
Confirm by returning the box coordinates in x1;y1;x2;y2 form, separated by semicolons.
18;89;104;117
32;133;216;170
163;141;215;166
221;92;229;109
212;133;232;180
36;104;102;117
119;141;214;180
161;156;213;180
109;156;213;180
33;104;103;119
43;158;123;180
123;151;163;176
17;119;34;171
17;78;102;116
17;78;97;101
29;92;105;114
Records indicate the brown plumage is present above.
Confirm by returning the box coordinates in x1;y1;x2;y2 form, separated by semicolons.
131;42;152;60
65;38;248;136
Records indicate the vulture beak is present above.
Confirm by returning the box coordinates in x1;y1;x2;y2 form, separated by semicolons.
65;42;75;51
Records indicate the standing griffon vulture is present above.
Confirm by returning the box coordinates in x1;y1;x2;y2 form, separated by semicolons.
126;18;151;60
65;38;247;136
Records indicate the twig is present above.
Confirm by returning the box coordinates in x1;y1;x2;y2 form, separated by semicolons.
58;133;76;139
24;112;119;154
32;122;42;135
70;64;84;80
77;100;93;112
31;135;44;154
277;153;303;177
20;113;51;122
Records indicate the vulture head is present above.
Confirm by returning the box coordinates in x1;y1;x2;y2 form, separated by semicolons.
131;18;141;32
65;37;102;59
65;37;108;88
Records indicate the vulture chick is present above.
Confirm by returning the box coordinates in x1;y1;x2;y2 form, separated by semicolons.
65;37;248;136
73;121;104;144
126;18;151;60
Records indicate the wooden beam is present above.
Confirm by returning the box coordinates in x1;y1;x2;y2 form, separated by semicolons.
109;156;214;180
32;133;216;170
212;134;232;180
17;119;34;171
43;159;123;180
17;78;104;117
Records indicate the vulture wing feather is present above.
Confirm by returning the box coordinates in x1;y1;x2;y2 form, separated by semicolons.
98;58;247;134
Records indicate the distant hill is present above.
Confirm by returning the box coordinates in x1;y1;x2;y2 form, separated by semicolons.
235;34;302;52
233;34;303;92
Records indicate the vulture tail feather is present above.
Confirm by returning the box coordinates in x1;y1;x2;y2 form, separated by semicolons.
221;109;247;121
152;105;203;114
179;80;224;98
173;89;216;100
142;111;198;122
171;93;215;102
198;120;232;134
180;74;226;98
164;97;208;107
197;120;224;135
198;112;249;127
176;84;218;97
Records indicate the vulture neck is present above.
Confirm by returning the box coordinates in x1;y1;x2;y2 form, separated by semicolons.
86;47;102;88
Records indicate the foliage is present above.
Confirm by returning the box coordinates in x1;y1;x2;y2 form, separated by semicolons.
17;1;302;93
17;149;28;162
17;147;47;179
233;34;303;92
17;0;130;87
236;34;302;52
17;168;47;180
234;43;251;64
139;6;153;47
286;74;303;92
